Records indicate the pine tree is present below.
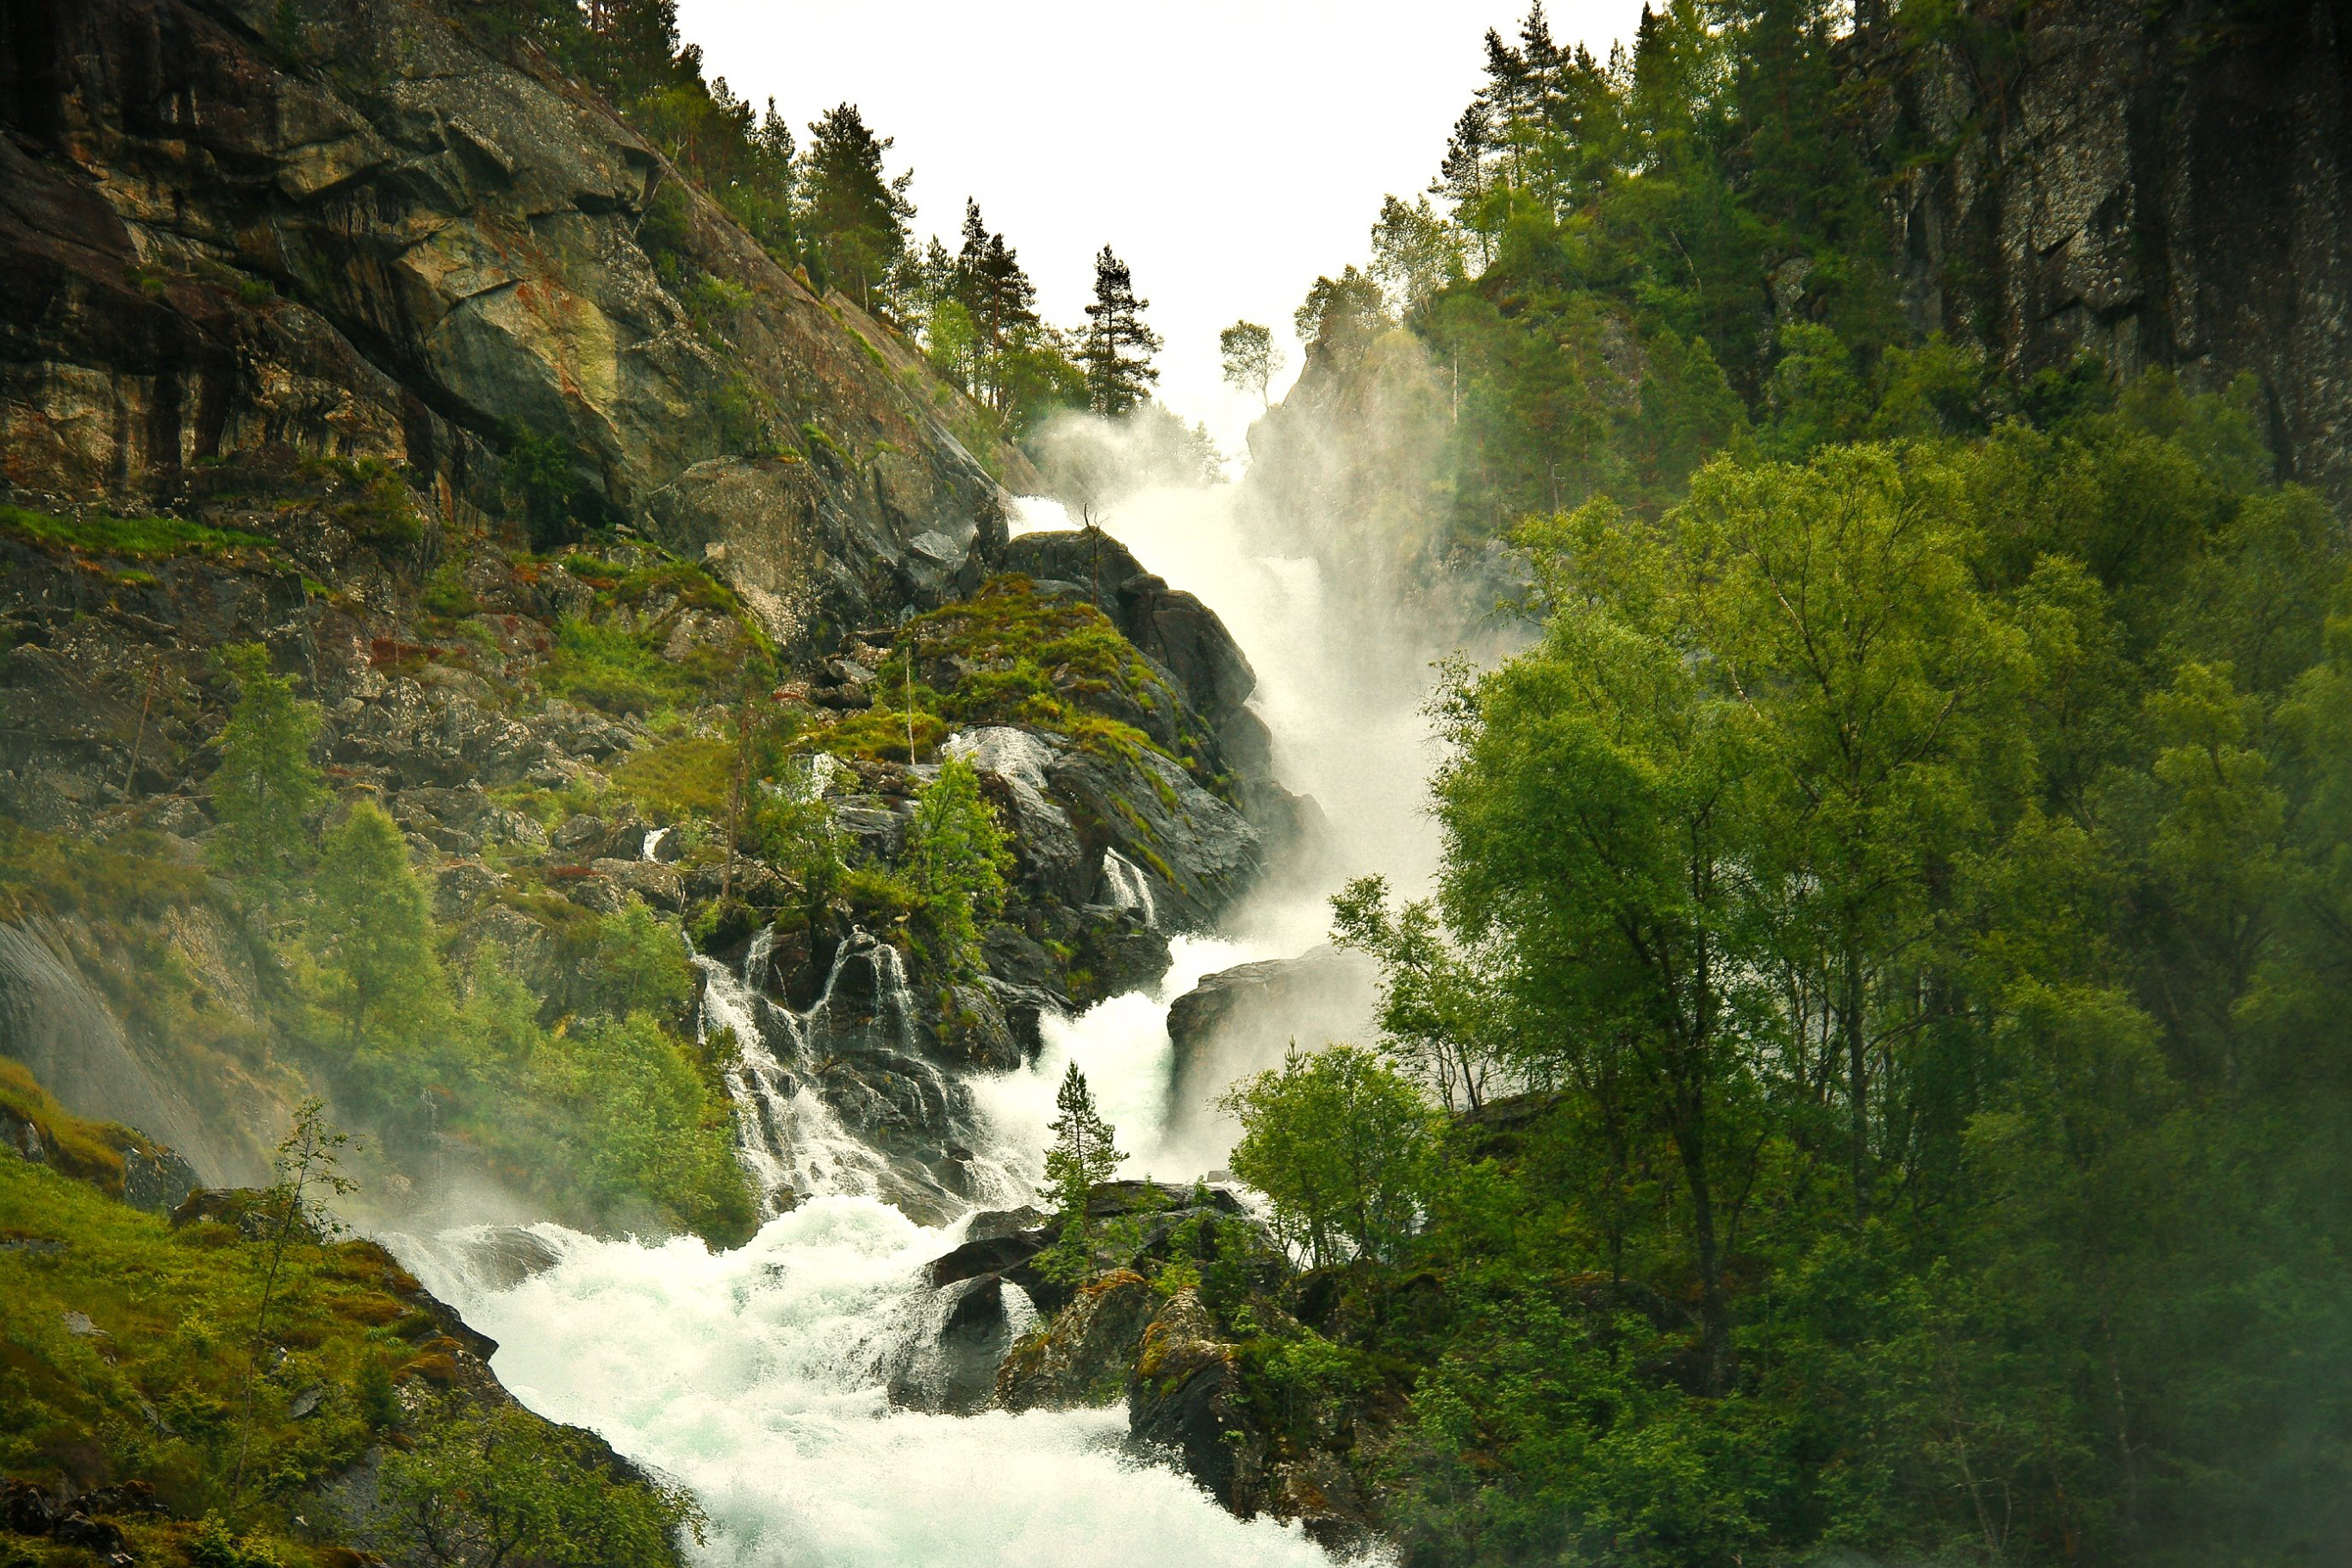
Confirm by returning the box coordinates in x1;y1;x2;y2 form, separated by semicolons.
949;201;1041;412
1041;1063;1124;1279
209;644;327;901
312;801;445;1051
1080;246;1161;417
796;103;915;314
578;0;685;104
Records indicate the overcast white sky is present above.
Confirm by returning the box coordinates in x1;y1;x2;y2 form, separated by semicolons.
674;0;1646;449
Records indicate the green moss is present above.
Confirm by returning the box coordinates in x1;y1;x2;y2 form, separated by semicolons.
0;505;272;560
0;1061;164;1199
799;576;1179;768
0;1147;411;1547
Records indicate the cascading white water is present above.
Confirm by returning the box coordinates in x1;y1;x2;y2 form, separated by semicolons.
1099;848;1160;929
403;1204;1349;1568
700;929;895;1213
392;473;1445;1567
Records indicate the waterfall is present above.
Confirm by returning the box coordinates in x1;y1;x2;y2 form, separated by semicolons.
699;929;894;1214
641;825;671;862
381;470;1440;1568
1100;848;1159;928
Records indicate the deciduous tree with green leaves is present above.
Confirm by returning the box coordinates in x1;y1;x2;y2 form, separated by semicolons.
1220;1045;1435;1270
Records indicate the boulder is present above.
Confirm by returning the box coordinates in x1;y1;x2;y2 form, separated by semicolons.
886;1272;1029;1416
1164;948;1378;1146
996;1268;1160;1412
924;1230;1049;1290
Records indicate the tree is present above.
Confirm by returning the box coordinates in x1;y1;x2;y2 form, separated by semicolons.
1370;193;1461;317
1218;320;1278;408
233;1097;354;1489
797;103;914;313
208;644;327;901
1329;874;1509;1112
900;756;1011;980
577;0;686;104
1080;246;1162;417
1671;445;2031;1220
1041;1063;1124;1279
1293;265;1389;368
578;895;692;1020
1220;1045;1435;1268
311;801;446;1050
950;200;1042;412
1434;570;1770;1391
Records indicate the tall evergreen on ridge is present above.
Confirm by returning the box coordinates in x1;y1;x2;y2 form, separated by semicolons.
1080;246;1161;418
951;200;1042;414
578;0;687;103
796;103;915;314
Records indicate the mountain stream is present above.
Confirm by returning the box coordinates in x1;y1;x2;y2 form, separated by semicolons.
395;486;1434;1566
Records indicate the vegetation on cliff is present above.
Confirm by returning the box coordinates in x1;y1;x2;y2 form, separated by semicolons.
1227;356;2352;1563
0;1082;691;1568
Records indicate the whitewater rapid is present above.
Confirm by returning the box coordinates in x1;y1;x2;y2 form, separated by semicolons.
399;931;1345;1568
404;1201;1341;1568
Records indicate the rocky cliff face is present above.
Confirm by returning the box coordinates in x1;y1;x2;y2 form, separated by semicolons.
0;0;1040;652
1875;0;2351;506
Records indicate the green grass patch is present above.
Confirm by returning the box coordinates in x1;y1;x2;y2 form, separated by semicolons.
0;821;209;925
612;734;736;819
0;505;273;560
0;1146;414;1546
798;576;1176;768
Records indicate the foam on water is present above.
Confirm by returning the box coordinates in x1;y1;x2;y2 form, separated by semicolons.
402;1199;1354;1568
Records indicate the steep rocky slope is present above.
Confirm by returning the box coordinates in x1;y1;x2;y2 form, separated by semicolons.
0;0;1288;1216
1876;0;2351;507
1;0;1041;652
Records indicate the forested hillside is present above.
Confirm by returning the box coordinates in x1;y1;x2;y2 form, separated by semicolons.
1191;3;2352;1564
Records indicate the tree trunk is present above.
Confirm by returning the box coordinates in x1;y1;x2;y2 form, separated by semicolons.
1671;1081;1733;1397
1844;946;1870;1223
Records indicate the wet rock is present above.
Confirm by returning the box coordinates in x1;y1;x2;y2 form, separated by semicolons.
946;727;1087;905
3;1106;47;1165
965;1205;1048;1242
935;983;1025;1070
1127;1290;1265;1514
886;1272;1027;1416
1879;0;2352;513
996;1268;1160;1412
0;922;224;1183
1165;948;1378;1147
1048;749;1260;932
51;1512;127;1559
440;1225;566;1291
925;1230;1050;1290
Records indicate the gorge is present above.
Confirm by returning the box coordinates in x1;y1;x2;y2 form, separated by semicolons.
5;2;2351;1566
